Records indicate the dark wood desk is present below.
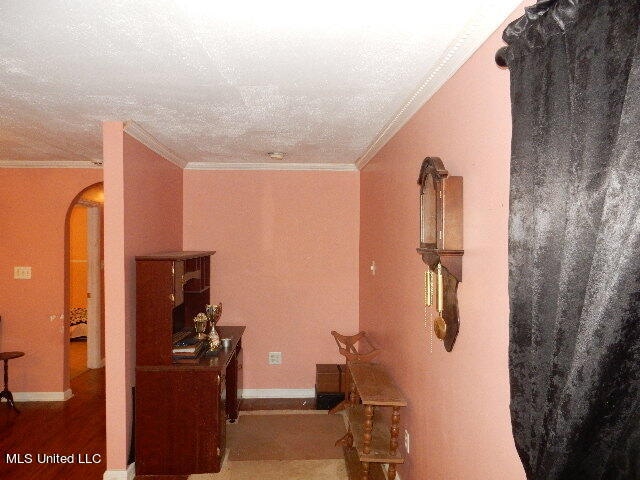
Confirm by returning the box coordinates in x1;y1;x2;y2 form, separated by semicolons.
135;252;244;477
136;326;245;476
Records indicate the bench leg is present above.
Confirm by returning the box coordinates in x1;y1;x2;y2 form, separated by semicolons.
390;406;401;455
388;464;397;480
363;405;374;454
361;461;369;480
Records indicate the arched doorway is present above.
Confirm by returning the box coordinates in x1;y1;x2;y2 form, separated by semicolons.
65;182;104;382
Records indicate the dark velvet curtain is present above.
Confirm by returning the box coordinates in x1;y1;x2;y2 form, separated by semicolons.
504;1;640;479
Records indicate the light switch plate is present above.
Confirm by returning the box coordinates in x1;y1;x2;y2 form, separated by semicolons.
14;266;32;279
268;352;282;365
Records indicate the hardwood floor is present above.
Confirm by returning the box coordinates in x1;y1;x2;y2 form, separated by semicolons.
0;361;321;480
69;339;89;379
0;368;106;480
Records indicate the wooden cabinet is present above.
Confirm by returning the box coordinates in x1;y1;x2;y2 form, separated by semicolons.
135;251;245;477
135;369;224;474
136;251;213;366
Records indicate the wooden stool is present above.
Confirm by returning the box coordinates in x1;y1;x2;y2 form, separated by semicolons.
0;351;25;412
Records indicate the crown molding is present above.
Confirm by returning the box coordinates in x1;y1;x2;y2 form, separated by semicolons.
355;2;519;170
123;121;188;168
0;160;102;169
185;161;358;172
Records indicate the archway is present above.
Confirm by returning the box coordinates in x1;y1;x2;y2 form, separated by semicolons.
64;182;104;386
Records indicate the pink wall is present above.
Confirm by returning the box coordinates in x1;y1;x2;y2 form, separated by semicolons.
103;123;183;471
183;170;359;390
359;8;526;480
0;168;102;394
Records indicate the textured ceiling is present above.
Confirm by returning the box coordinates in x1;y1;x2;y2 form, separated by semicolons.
0;1;520;167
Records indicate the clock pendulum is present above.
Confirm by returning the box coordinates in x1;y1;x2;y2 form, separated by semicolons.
434;263;447;340
424;269;433;352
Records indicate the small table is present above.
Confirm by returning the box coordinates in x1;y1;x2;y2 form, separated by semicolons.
0;351;25;412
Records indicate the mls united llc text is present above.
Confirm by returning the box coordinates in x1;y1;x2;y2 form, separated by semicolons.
5;453;102;464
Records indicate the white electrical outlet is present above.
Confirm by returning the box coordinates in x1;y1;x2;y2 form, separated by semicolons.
14;266;32;279
268;352;282;365
404;429;410;454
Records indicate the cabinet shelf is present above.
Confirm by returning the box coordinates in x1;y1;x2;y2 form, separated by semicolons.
136;251;215;261
184;285;210;294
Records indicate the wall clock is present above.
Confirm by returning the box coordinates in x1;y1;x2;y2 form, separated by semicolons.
417;157;463;352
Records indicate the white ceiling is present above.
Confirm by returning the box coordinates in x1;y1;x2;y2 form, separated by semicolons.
0;1;521;169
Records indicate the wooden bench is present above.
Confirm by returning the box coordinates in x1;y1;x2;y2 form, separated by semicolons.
336;362;407;480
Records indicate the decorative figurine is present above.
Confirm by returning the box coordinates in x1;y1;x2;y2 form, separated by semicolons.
205;303;223;350
193;313;209;340
208;328;221;350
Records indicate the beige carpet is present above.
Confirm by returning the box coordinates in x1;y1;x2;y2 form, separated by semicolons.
227;412;346;461
189;458;348;480
188;411;349;479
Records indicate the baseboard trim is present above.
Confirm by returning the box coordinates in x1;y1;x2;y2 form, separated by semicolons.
239;409;324;416
103;462;135;480
2;389;74;402
240;388;315;399
88;358;106;369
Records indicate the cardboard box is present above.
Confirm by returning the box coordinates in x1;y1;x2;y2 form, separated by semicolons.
316;364;340;393
316;363;347;393
338;364;347;393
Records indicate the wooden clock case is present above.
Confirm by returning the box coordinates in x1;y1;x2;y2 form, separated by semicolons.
417;157;464;351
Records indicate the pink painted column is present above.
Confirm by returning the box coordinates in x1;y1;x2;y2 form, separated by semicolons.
102;121;130;472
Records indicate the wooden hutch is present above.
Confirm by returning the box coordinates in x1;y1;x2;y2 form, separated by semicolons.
135;251;245;477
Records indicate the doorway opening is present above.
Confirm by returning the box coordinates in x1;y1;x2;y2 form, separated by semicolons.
65;182;104;383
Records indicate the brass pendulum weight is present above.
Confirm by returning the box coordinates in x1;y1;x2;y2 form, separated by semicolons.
425;269;433;352
434;263;447;340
